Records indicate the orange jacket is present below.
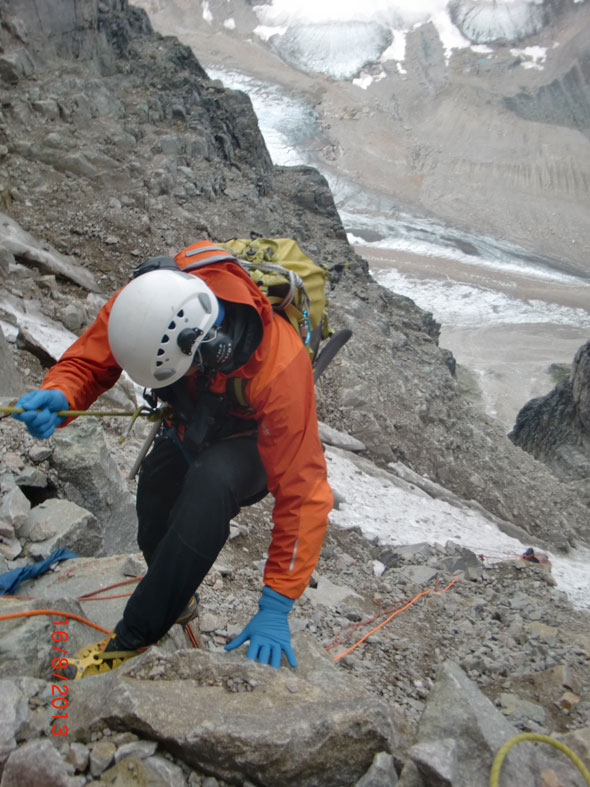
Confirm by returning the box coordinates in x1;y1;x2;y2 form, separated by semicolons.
41;241;333;598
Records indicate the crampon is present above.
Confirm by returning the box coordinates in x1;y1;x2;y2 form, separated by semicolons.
63;634;145;680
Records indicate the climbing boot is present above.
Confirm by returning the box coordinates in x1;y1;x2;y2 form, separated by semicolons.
64;634;145;680
175;592;199;627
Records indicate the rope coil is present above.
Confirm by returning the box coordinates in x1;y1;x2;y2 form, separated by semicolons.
490;732;590;786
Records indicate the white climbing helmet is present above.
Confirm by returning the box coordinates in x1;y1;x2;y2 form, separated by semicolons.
108;269;219;388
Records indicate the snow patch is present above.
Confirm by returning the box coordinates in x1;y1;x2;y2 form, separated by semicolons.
430;9;472;59
253;24;288;41
381;29;407;63
353;67;387;89
326;446;590;610
511;45;548;69
202;0;212;25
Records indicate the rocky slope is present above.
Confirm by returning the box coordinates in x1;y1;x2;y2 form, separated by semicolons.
1;409;590;786
1;2;590;785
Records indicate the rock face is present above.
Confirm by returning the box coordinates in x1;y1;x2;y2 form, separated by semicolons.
510;341;590;483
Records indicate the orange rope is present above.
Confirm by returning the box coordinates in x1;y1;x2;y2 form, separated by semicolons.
325;597;412;651
0;579;145;641
185;622;199;649
77;577;143;598
0;609;112;635
0;577;142;604
331;576;460;662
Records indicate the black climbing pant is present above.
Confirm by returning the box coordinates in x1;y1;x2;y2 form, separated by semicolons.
114;433;267;649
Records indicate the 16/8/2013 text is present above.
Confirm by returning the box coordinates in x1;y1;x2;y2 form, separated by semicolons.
50;618;70;736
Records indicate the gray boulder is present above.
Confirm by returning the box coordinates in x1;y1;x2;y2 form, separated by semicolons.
51;418;137;555
0;212;98;291
354;752;398;786
0;738;70;787
67;636;396;787
0;47;35;84
400;660;585;787
0;679;30;772
18;498;102;559
0;598;89;679
0;485;30;529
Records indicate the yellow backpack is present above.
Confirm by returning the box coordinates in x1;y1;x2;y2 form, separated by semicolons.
218;236;331;361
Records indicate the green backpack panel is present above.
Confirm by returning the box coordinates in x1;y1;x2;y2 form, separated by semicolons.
219;236;332;360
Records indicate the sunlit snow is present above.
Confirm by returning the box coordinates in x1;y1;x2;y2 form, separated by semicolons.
380;29;407;63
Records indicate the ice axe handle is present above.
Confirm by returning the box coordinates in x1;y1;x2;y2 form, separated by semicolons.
128;418;162;480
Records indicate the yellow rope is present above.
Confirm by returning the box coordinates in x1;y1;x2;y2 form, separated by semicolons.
490;732;590;786
1;405;137;418
0;405;167;441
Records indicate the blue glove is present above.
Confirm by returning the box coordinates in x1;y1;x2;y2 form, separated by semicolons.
12;389;69;439
225;585;297;669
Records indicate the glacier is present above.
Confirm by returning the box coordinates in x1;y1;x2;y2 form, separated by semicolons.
448;0;547;44
251;0;580;79
269;22;393;80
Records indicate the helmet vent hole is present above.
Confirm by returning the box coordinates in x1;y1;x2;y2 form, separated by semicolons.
168;321;176;330
156;360;162;367
157;348;164;356
177;309;184;318
161;335;169;344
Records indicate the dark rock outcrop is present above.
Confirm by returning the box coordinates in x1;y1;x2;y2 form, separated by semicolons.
510;341;590;482
505;51;590;133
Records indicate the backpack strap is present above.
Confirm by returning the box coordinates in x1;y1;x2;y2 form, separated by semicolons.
225;376;254;415
182;245;240;272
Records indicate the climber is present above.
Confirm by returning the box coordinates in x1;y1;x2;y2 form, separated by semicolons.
12;242;333;677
